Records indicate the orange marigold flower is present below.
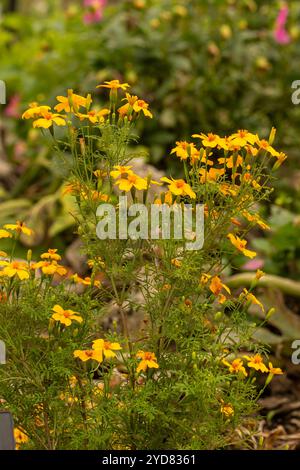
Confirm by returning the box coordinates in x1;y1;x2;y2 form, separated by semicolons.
14;427;29;447
171;141;201;163
171;141;192;160
92;339;122;358
96;80;130;91
32;110;66;129
0;229;12;239
118;94;152;118
41;249;61;261
136;351;159;373
255;269;265;280
240;288;265;313
192;132;220;148
200;273;211;285
229;129;257;146
171;258;182;267
160;177;196;199
132;99;153;118
209;275;231;304
199;168;225;183
62;181;82;196
242;211;270;230
216;136;232;151
255;138;279;157
0;260;29;280
4;221;33;236
73;349;103;363
74;338;122;363
243;354;269;373
219;183;239;197
222;358;247;377
22;103;51;119
220;401;234;418
54;90;89;113
32;260;67;276
273;152;287;169
209;276;231;295
85;191;110;202
51;304;83;326
162;284;172;290
227;233;256;259
110;165;134;179
114;172;148;192
76;108;110;123
268;362;283;375
72;274;101;288
94;169;108;179
118;93;139;117
154;191;174;206
218;154;243;169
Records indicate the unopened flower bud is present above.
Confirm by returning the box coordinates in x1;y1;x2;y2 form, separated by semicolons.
266;307;276;320
27;249;32;262
214;311;222;321
268;127;276;145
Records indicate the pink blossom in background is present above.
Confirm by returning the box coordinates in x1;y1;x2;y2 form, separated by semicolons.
242;258;265;271
83;0;106;25
274;4;291;44
14;141;27;162
4;94;20;118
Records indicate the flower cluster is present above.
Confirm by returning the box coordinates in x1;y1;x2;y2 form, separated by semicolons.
222;354;283;377
0;80;287;450
22;81;152;130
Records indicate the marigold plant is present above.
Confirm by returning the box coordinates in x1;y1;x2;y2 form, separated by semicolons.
0;81;284;450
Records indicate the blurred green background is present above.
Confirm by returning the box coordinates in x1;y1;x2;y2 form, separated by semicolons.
0;0;300;279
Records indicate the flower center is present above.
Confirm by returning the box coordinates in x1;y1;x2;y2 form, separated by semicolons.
128;175;137;183
144;352;153;360
260;140;268;149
